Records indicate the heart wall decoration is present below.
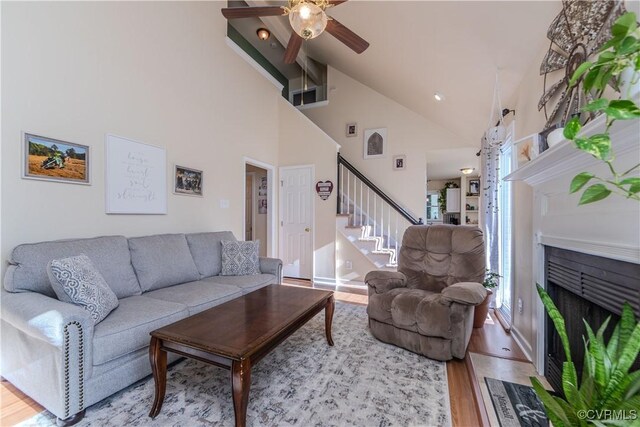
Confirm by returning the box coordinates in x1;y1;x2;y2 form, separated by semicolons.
315;181;334;200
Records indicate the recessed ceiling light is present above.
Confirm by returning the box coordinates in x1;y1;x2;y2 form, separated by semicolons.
256;28;271;41
460;168;475;175
434;92;445;102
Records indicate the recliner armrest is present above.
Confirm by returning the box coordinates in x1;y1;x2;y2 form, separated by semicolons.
440;282;487;305
364;271;407;294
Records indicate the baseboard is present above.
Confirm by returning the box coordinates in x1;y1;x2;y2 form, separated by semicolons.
510;325;533;363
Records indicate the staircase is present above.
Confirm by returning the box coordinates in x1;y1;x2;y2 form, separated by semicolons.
336;153;422;269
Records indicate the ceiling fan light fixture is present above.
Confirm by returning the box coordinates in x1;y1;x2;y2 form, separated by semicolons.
434;92;445;102
460;168;475;175
256;28;271;41
289;1;327;40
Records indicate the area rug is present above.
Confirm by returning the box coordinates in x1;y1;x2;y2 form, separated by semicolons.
484;377;548;427
20;302;451;427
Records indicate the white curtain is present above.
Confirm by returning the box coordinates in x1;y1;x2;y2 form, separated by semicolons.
480;133;501;276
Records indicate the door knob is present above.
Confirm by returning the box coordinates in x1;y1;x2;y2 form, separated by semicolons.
305;227;310;232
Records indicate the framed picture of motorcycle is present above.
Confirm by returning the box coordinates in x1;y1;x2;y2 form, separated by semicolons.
22;132;90;184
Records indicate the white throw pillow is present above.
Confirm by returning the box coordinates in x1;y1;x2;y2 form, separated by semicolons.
47;254;119;324
220;240;260;276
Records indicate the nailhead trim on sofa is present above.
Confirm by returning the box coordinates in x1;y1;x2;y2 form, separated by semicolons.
63;321;84;418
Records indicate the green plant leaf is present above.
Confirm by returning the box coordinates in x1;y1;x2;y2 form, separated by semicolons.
564;117;582;140
606;323;621;362
579;184;612;205
611;12;637;38
618;36;640;55
583;320;609;388
624;371;640;400
605;100;640;120
553;397;582;426
617;303;638;359
620;177;640;194
570;61;594;87
531;377;571;427
602;323;640;406
574;134;611;160
536;285;572;362
584;67;600;92
599;35;624;52
570;173;594;193
562;360;581;407
582;98;609;112
578;376;597;408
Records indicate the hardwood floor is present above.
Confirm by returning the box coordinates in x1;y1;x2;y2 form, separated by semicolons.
0;279;526;427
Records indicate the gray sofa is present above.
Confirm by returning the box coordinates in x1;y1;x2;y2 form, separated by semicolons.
0;231;282;423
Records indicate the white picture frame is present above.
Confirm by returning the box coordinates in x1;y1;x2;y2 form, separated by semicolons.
346;122;357;137
105;134;167;214
393;155;406;170
22;132;91;185
513;133;540;169
363;128;387;159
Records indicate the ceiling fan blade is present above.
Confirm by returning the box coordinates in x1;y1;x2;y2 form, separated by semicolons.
327;0;348;5
284;33;303;64
221;6;285;19
325;18;369;54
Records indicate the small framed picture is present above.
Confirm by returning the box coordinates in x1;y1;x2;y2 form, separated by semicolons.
393;155;406;170
346;122;357;137
513;133;540;168
469;179;480;196
363;127;387;159
174;165;203;196
22;132;90;185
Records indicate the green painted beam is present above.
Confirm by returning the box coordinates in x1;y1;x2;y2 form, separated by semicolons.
227;23;289;98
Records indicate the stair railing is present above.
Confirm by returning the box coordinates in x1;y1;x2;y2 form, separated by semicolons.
337;153;422;259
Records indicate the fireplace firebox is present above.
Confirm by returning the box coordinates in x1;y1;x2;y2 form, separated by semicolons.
544;246;640;393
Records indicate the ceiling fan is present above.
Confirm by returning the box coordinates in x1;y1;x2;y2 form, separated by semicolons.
221;0;369;64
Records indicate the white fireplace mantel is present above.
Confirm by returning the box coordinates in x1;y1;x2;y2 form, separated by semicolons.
505;114;639;373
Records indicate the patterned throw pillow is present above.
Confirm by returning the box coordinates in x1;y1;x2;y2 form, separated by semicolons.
47;254;119;324
220;240;260;276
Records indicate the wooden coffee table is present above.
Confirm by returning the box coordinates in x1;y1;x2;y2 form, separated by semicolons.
148;284;334;427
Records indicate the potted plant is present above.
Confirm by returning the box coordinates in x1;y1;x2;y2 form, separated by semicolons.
531;285;640;426
564;12;640;205
473;270;501;328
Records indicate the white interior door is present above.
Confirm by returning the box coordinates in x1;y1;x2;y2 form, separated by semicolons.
245;173;254;241
280;166;313;279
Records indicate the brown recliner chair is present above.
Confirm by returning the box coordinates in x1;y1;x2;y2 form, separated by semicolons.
364;224;487;361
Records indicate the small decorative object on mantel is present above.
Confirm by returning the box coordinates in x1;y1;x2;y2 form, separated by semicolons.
315;180;333;200
363;128;386;159
513;133;540;168
346;122;357;137
174;165;203;197
392;155;406;170
23;133;90;185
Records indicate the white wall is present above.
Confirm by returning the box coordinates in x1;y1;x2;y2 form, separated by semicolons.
1;2;284;272
278;98;339;283
303;67;471;220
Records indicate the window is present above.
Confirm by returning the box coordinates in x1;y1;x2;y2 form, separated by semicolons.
496;140;513;325
426;191;440;222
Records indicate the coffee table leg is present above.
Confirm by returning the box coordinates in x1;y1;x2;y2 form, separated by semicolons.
231;358;251;427
149;336;167;419
325;294;335;346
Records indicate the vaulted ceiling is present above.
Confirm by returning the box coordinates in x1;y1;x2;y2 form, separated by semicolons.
233;1;563;178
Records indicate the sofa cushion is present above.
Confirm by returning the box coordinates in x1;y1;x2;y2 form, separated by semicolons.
204;274;277;294
5;236;141;299
93;295;188;365
220;241;260;276
144;280;242;315
367;287;416;324
185;231;237;278
128;234;200;292
47;255;119;324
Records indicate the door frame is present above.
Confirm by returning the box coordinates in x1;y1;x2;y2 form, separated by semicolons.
245;171;256;241
279;164;315;280
243;157;276;257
